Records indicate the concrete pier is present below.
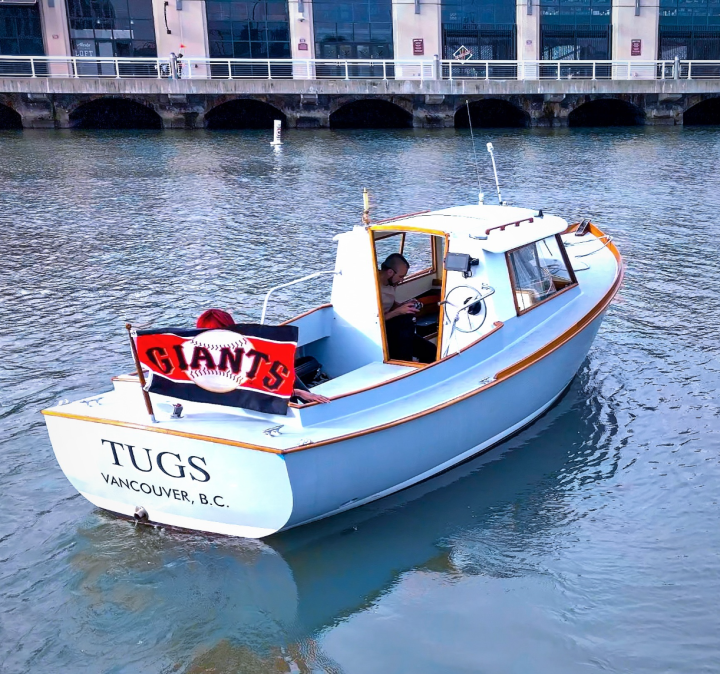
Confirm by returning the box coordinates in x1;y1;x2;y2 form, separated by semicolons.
2;77;719;129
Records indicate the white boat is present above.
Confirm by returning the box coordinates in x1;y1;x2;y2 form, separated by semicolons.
43;200;623;539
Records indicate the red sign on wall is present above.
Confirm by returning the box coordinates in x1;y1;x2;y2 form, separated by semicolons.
413;38;424;56
631;39;642;56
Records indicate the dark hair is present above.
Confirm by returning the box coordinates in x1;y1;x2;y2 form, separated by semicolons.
381;253;409;273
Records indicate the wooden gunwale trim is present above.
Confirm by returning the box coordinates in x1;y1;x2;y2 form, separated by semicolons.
41;410;284;455
289;320;504;408
279;303;333;326
588;223;619;261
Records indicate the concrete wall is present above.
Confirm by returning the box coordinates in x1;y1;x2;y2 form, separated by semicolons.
152;0;210;59
392;0;441;62
2;77;717;128
516;0;540;64
289;0;316;62
612;0;660;63
39;0;72;59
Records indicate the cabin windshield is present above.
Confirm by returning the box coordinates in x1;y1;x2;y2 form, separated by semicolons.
372;230;446;365
507;235;577;314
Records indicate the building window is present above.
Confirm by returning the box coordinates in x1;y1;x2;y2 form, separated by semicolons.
66;0;157;59
312;0;393;59
506;235;577;314
540;0;611;60
441;0;516;60
0;4;45;57
659;0;720;58
206;0;291;59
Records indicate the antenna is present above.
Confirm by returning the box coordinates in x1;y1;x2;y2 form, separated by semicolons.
486;142;503;205
465;100;483;205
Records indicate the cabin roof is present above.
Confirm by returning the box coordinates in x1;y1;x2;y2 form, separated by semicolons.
369;205;569;253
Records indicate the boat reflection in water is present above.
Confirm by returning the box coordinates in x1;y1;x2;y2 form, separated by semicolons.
67;366;618;670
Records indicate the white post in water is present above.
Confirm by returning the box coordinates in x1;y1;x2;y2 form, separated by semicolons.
270;119;282;146
486;142;503;205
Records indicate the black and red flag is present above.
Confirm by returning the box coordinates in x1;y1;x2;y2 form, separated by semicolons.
134;324;298;415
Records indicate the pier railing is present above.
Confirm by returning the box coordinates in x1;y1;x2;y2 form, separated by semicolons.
1;56;719;81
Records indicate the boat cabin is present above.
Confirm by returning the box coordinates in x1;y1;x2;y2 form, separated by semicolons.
282;204;579;404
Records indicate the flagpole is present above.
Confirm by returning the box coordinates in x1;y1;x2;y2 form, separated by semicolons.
125;323;157;423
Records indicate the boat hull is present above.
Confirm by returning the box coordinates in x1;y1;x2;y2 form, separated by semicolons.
44;309;606;538
283;308;605;528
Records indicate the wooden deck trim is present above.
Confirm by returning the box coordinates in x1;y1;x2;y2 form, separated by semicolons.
294;320;505;408
41;410;285;454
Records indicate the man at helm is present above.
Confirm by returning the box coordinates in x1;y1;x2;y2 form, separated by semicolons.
377;254;436;363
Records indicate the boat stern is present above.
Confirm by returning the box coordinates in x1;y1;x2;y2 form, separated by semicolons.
43;408;294;538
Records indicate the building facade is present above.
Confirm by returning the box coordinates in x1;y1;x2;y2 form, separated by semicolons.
1;0;716;64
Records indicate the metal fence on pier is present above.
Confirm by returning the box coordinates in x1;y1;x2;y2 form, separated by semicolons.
0;56;718;81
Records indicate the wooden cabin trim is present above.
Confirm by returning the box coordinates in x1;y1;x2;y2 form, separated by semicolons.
370;228;392;363
505;234;580;317
386;359;425;368
370;223;448;238
557;233;579;286
369;228;449;365
516;283;579;317
371;210;432;226
279;303;333;326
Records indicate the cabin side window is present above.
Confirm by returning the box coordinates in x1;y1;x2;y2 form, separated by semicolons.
507;235;577;314
374;232;436;282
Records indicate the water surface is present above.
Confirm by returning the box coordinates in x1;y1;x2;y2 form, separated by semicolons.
1;127;719;673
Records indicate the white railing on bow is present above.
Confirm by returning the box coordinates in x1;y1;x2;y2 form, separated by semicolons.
1;56;719;81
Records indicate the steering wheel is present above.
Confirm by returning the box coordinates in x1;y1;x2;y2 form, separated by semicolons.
442;285;488;334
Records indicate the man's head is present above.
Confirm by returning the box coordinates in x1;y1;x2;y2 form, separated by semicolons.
380;253;410;287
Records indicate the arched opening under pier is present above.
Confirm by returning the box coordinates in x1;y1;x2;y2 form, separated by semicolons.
330;100;413;129
205;100;286;129
70;98;162;129
454;99;530;128
568;99;645;127
0;104;22;130
684;98;720;125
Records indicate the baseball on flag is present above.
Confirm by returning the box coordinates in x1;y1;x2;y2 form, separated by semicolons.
134;323;299;415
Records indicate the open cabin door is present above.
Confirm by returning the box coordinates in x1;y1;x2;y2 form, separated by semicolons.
370;228;447;366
